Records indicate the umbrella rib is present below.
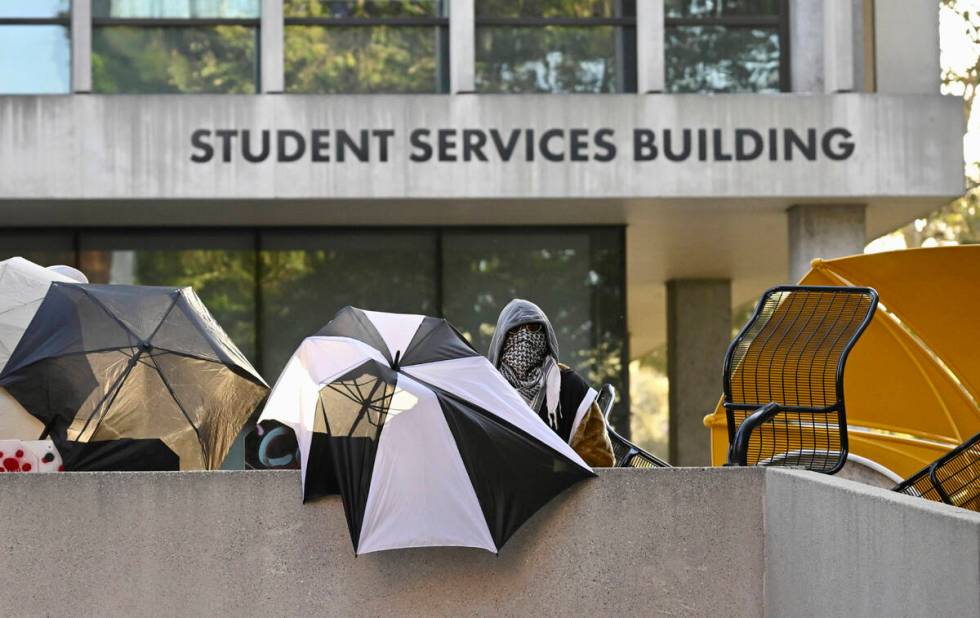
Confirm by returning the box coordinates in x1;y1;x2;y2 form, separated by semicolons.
148;353;210;469
145;291;183;345
347;378;384;437
75;351;140;441
77;287;141;343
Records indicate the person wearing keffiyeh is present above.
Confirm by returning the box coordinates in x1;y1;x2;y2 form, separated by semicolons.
488;299;614;467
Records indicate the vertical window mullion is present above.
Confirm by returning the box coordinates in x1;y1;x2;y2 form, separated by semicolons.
260;0;283;93
71;0;92;92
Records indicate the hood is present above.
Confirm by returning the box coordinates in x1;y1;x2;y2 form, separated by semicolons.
487;299;560;368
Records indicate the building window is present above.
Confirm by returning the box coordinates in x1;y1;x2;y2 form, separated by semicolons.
0;1;71;94
5;226;628;467
665;0;788;93
284;0;449;93
91;0;260;93
475;0;637;93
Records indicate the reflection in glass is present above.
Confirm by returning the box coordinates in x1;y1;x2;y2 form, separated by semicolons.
259;231;438;378
0;0;69;18
665;0;779;18
285;25;446;93
476;26;627;93
92;0;260;18
92;26;257;93
0;232;75;267
666;25;779;93
475;0;634;18
0;26;70;94
285;0;445;18
77;232;257;363
441;229;626;416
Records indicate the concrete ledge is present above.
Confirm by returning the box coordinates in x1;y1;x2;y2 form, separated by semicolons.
0;468;976;616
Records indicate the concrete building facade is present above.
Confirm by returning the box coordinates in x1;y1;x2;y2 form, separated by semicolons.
0;0;964;465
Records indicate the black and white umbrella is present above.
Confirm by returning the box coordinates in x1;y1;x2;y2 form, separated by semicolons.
259;306;594;554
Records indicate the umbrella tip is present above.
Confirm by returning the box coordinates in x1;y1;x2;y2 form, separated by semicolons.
810;257;825;268
392;350;401;371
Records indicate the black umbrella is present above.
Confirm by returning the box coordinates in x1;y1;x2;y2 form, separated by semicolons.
0;283;268;470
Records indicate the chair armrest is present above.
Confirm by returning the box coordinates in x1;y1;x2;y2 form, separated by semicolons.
728;402;781;467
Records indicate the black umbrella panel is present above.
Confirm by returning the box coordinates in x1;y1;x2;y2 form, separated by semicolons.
259;307;594;554
0;283;269;470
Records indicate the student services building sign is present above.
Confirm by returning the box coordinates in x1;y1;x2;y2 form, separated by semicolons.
189;126;856;165
0;94;962;200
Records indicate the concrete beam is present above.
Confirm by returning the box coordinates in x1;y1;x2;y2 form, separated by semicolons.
667;279;731;466
636;0;665;93
787;204;866;282
70;0;92;93
449;0;475;93
260;0;284;93
874;0;941;94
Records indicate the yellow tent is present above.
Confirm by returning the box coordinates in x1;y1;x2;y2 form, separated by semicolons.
705;246;980;478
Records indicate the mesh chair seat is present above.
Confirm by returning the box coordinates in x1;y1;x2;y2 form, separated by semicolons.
598;384;670;469
894;432;980;511
724;286;878;474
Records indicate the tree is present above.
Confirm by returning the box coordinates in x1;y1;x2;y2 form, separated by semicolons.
873;0;980;249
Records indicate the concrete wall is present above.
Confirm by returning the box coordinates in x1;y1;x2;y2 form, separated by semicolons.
0;468;977;617
0;469;766;617
874;0;942;95
0;94;962;200
767;470;980;617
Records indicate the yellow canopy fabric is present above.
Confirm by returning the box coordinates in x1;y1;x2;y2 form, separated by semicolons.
705;246;980;478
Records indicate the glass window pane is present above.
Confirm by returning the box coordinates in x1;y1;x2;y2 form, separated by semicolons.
77;231;257;363
665;0;780;18
285;0;445;18
475;0;633;18
92;0;260;18
0;26;70;94
259;231;438;378
92;26;257;93
285;25;445;93
666;25;779;93
0;0;69;18
441;229;627;405
0;231;75;266
476;25;624;93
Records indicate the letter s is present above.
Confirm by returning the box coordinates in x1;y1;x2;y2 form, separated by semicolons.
190;129;214;163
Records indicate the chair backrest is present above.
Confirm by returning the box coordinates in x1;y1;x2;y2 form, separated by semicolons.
599;384;670;468
895;432;980;512
723;286;878;472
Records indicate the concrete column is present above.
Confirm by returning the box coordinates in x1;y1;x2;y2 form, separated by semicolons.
824;0;855;92
260;0;284;93
667;279;731;466
636;0;665;93
449;0;475;93
71;0;91;93
874;0;941;94
790;0;823;92
787;204;866;282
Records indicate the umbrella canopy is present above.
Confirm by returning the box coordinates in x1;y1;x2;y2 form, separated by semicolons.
0;257;78;440
0;283;269;470
706;246;980;477
259;306;593;555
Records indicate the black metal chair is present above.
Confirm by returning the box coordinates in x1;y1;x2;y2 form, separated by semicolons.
723;285;878;474
894;432;980;512
598;384;670;468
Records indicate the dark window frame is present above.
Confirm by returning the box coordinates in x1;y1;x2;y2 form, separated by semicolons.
474;9;638;93
665;0;791;92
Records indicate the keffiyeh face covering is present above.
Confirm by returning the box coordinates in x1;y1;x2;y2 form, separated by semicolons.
500;326;548;405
